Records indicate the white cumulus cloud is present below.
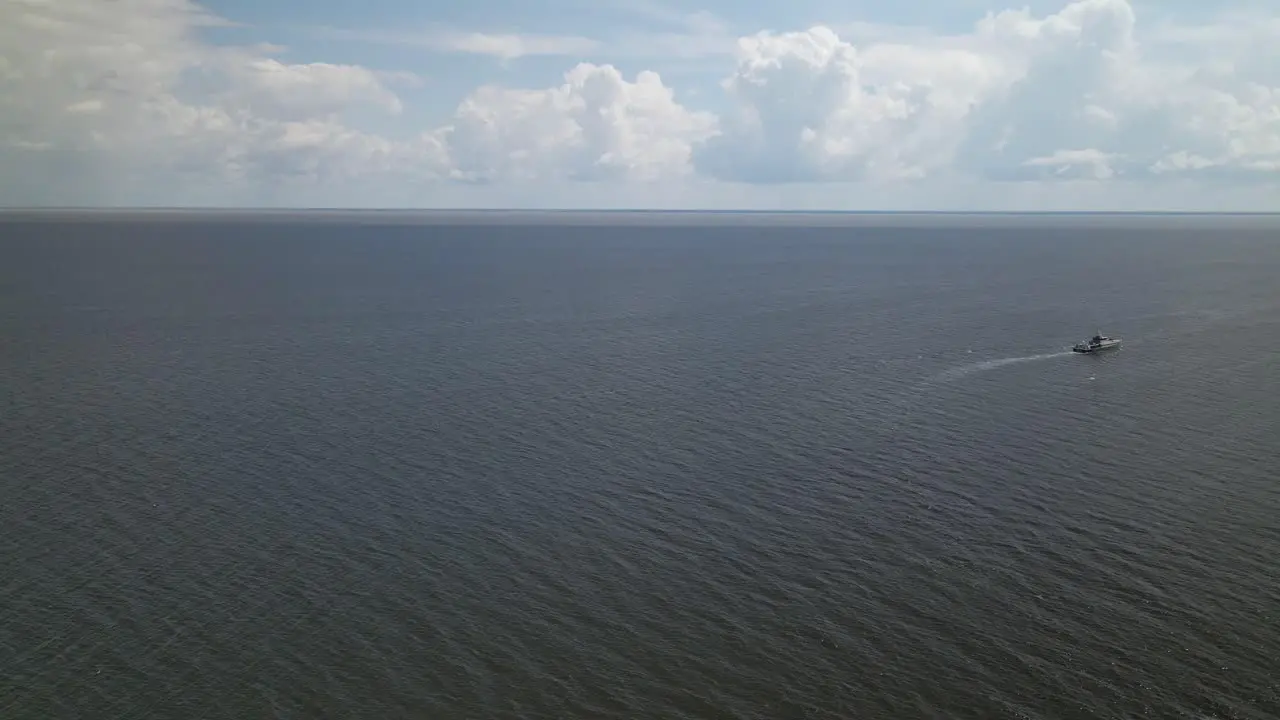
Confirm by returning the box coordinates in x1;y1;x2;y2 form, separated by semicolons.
694;25;1011;182
684;0;1277;185
0;0;1277;207
445;63;716;182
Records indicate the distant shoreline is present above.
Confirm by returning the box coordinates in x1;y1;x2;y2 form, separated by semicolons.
4;207;1279;229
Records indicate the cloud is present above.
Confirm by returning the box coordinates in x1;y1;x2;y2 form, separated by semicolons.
445;63;716;182
312;21;734;62
0;0;442;203
1;0;1278;207
313;26;602;60
306;1;736;62
955;0;1280;182
953;0;1139;178
694;25;1012;182
580;0;735;59
1021;148;1118;180
222;58;407;118
685;0;1278;185
434;32;601;60
588;0;723;32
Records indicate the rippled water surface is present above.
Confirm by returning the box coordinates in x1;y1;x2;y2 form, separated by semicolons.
2;213;1278;719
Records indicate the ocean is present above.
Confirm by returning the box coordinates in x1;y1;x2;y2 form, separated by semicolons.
2;211;1277;719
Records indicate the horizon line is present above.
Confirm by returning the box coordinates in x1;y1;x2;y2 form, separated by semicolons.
4;207;1280;216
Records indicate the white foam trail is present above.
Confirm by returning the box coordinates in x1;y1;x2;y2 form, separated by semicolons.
934;350;1072;381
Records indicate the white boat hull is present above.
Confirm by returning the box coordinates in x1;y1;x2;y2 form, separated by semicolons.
1072;340;1121;353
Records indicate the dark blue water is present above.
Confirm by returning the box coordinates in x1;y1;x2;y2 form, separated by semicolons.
2;213;1278;719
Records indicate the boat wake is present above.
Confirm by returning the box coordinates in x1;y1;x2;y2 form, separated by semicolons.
934;350;1073;381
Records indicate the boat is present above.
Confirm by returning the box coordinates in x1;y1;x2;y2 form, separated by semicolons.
1072;333;1121;353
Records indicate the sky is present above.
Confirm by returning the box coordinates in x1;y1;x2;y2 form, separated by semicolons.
1;0;1278;210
